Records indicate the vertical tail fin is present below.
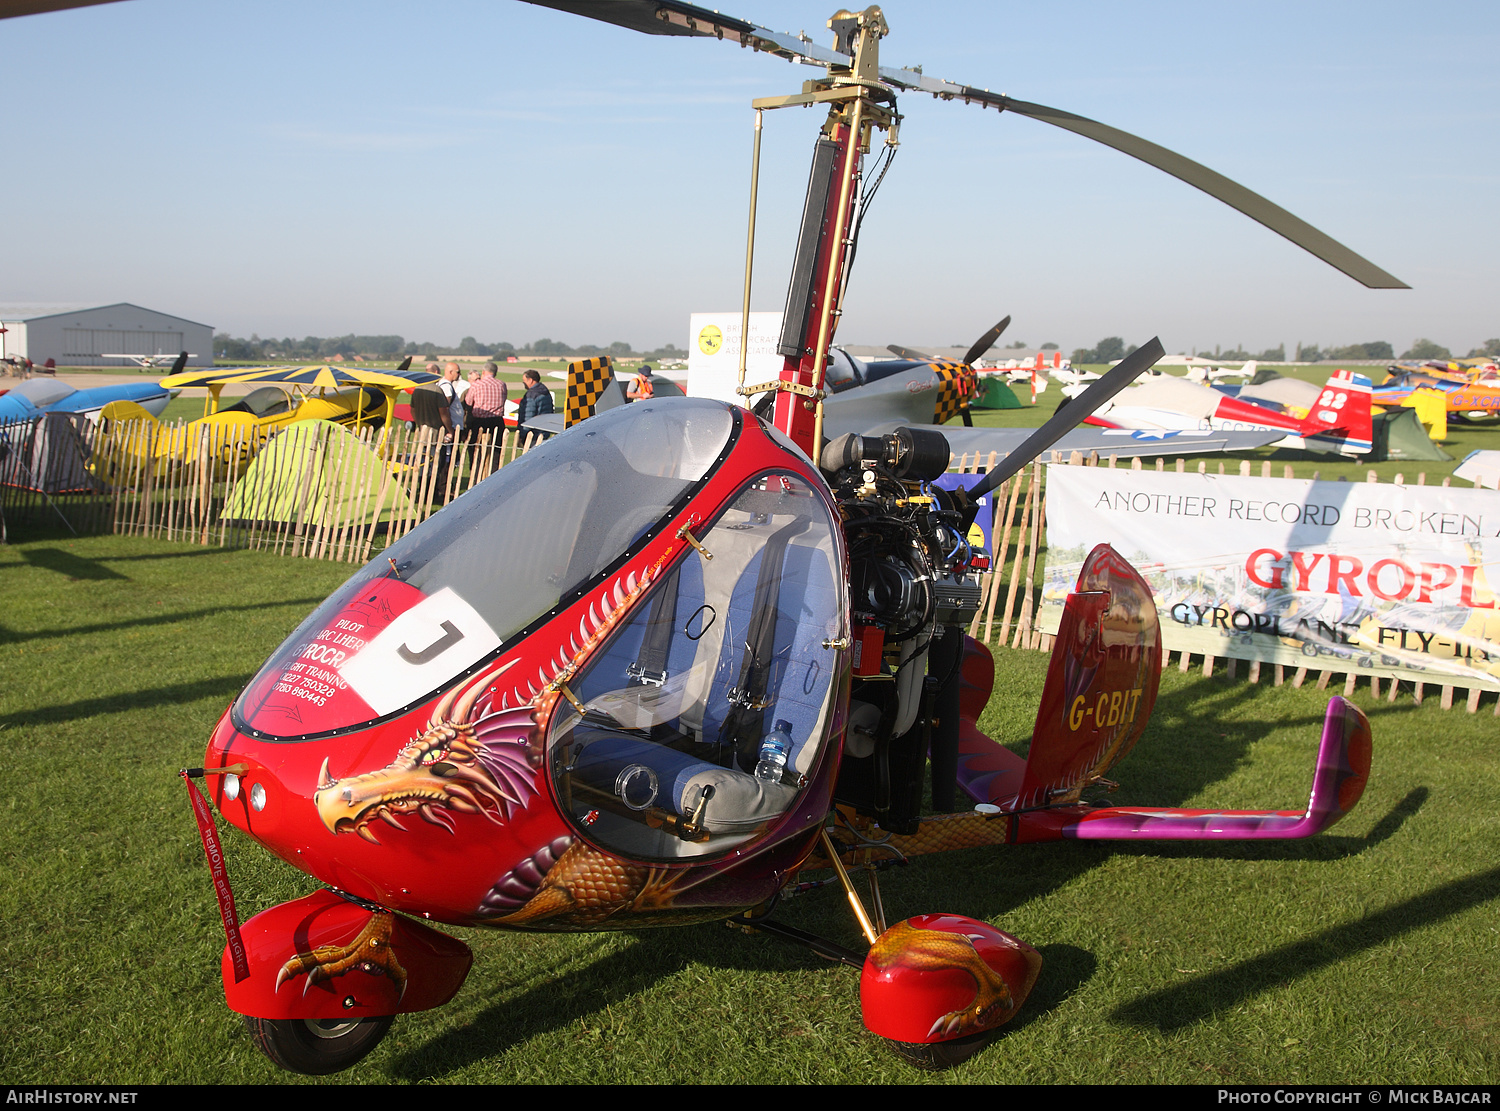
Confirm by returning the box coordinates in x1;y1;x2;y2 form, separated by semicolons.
564;355;617;429
1301;370;1373;455
1018;545;1162;810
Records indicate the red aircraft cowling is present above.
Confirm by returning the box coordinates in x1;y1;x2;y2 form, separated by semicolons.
222;888;473;1020
204;399;854;1016
860;914;1042;1045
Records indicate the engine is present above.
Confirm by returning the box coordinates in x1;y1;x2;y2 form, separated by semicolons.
819;428;987;831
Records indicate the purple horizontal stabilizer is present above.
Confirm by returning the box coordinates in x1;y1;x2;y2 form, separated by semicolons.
1060;696;1370;841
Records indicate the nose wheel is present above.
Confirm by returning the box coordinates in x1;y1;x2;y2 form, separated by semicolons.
244;1014;394;1075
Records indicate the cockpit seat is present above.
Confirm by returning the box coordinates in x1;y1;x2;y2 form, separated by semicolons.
568;726;796;837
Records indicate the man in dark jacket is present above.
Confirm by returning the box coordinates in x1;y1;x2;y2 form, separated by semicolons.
518;369;554;435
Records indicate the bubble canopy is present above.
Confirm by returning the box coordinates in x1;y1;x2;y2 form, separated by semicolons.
234;400;740;740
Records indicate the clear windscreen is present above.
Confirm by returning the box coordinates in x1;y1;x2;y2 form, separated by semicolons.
234;400;738;738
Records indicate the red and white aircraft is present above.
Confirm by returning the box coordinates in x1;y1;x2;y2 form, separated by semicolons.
1083;369;1374;455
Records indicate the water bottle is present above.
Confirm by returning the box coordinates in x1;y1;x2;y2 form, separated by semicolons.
755;719;794;783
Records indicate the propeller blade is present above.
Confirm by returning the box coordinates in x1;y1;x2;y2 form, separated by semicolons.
170;351;188;375
962;315;1011;367
966;337;1166;501
397;356;412;372
887;344;934;361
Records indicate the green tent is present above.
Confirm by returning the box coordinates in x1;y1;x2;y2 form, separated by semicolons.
972;377;1024;410
1370;406;1453;462
223;419;416;526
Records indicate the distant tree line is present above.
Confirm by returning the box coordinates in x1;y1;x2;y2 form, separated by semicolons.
1293;341;1390;362
1066;334;1500;366
1071;337;1129;365
213;333;689;362
1296;338;1500;362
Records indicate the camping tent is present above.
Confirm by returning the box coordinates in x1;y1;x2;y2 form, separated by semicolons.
1369;407;1453;462
222;419;415;528
0;413;100;495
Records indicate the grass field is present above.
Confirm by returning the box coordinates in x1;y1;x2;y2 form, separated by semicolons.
1;531;1496;1085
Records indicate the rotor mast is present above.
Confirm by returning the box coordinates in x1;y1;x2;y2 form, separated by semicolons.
739;6;897;457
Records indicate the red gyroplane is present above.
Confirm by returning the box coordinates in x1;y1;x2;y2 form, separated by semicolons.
112;1;1397;1073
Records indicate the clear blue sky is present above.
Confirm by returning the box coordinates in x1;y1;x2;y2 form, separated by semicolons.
4;0;1497;356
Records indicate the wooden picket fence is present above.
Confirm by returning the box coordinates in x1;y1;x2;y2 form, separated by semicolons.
0;415;546;558
101;418;548;560
4;412;1490;711
953;448;1494;714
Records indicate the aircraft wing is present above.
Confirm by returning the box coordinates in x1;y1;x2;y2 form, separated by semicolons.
521;412;565;436
867;423;1285;462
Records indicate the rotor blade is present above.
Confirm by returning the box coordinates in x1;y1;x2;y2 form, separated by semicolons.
522;4;1404;289
998;100;1407;289
962;315;1011;366
887;344;934;361
521;1;848;68
0;1;123;18
522;0;750;37
876;69;1406;290
966;337;1166;501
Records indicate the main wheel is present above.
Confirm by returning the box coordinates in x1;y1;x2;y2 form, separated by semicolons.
244;1015;394;1075
883;1027;1002;1071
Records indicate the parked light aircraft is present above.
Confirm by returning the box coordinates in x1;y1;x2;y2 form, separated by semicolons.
100;350;197;368
1081;369;1375;455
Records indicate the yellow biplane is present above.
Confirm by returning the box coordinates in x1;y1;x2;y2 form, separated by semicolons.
95;362;439;480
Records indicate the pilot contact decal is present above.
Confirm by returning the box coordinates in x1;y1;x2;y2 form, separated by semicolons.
1040;466;1500;689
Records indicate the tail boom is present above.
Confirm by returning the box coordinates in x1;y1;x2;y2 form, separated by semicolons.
1015;695;1370;842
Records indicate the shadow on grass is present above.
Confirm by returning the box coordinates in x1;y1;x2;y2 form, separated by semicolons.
0;596;330;645
81;546;279;564
390;927;732;1078
392;927;1098;1079
0;537;253;564
1113;862;1500;1033
1005;943;1097;1036
379;670;1417;1077
0;674;251;728
20;546;128;580
392;922;1101;1078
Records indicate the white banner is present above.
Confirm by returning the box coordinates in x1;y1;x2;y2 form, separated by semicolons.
686;311;784;407
1040;466;1500;689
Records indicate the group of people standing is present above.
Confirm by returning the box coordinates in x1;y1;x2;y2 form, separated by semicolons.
425;360;555;442
422;359;658;443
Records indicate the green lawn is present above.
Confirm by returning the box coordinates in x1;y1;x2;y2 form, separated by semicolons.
1;532;1495;1085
